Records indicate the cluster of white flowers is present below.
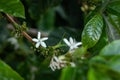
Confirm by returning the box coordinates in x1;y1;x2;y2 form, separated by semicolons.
32;32;82;71
49;55;75;71
49;37;82;71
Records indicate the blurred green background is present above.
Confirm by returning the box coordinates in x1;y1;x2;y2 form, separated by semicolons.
1;0;120;80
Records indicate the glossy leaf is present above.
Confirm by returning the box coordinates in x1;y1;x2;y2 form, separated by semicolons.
107;1;120;17
100;40;120;57
82;14;103;48
0;0;25;18
0;60;24;80
89;25;108;54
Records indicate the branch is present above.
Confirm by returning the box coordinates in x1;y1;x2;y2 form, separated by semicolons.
7;24;49;37
5;14;33;43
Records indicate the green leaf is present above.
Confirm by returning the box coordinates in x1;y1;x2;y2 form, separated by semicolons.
108;14;120;40
109;56;120;73
104;14;120;42
107;1;120;17
89;24;108;54
0;60;24;80
60;67;76;80
0;0;25;18
89;56;120;80
82;14;103;48
88;68;112;80
100;40;120;57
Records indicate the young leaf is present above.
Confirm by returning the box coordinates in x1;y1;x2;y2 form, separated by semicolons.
0;60;24;80
0;0;25;18
82;14;103;48
100;40;120;57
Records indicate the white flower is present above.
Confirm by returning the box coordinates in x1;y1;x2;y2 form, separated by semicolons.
63;37;82;52
32;32;48;48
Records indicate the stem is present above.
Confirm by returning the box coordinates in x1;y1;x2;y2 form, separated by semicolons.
5;14;33;43
53;44;66;49
5;14;18;28
22;31;33;42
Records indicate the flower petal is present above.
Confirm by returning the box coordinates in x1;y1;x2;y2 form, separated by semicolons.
35;42;40;48
49;64;55;71
74;42;82;47
41;37;48;41
69;37;74;44
63;38;71;46
37;32;41;39
32;38;38;42
52;62;58;70
41;42;47;48
53;56;59;62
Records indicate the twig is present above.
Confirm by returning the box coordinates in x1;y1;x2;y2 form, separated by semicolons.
7;24;49;37
5;14;33;42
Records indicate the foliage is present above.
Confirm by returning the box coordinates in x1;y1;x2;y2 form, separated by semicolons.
0;0;25;18
0;60;24;80
0;0;120;80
